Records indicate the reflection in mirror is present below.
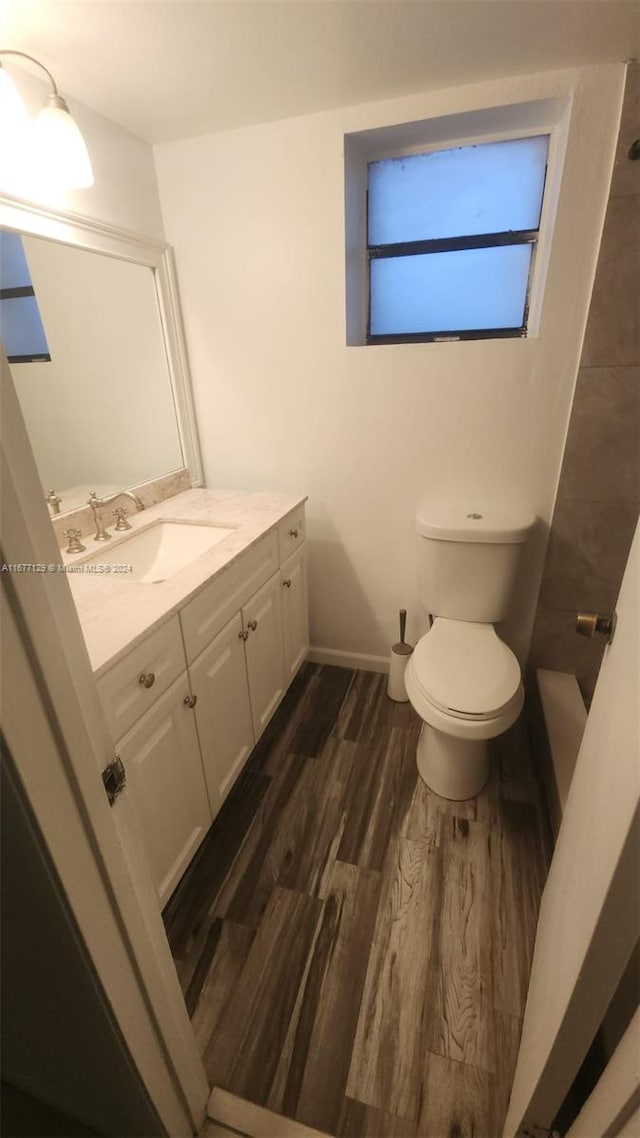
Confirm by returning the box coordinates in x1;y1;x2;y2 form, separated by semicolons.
1;228;185;516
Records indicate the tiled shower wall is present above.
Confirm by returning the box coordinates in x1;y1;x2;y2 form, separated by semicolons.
530;62;639;705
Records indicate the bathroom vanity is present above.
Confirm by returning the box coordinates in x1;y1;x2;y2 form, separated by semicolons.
65;488;308;906
1;198;310;910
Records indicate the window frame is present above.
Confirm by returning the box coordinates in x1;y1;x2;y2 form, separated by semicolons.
365;133;549;345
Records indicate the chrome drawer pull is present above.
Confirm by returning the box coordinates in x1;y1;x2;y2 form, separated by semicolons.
183;694;197;709
139;672;155;689
238;630;249;641
288;528;299;538
282;578;292;588
247;619;258;632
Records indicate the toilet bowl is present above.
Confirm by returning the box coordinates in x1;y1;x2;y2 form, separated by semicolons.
405;618;523;799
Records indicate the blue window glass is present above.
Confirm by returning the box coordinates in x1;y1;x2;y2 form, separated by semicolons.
0;294;51;360
370;245;532;336
366;134;549;342
0;228;33;287
368;136;549;245
0;229;51;362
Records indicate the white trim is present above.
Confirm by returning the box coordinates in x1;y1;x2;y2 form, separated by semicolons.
536;668;587;835
0;191;203;487
307;645;388;673
208;1088;332;1138
566;1009;640;1138
1;351;209;1132
155;245;203;486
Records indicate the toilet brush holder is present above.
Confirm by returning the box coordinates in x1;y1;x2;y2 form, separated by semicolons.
387;609;413;702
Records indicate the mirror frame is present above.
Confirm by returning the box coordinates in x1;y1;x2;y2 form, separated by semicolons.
0;190;203;492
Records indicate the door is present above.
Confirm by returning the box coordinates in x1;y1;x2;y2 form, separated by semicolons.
504;521;640;1135
119;672;211;906
1;352;209;1134
243;572;286;740
190;611;254;815
281;546;309;682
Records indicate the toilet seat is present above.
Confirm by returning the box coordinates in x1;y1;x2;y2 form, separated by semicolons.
410;618;521;720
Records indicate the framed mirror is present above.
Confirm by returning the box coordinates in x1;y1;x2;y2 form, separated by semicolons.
0;192;202;518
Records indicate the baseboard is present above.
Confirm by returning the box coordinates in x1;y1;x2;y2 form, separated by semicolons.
535;668;587;836
307;646;389;673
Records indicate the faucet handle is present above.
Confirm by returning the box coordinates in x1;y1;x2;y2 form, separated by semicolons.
46;488;62;515
64;528;86;554
113;506;132;532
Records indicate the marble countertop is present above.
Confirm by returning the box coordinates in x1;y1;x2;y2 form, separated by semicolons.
64;488;307;678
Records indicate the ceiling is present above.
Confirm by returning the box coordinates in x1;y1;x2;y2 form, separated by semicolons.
1;1;638;144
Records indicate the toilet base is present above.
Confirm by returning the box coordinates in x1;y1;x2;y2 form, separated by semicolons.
416;721;489;801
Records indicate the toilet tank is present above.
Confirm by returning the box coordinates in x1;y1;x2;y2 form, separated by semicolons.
416;503;535;622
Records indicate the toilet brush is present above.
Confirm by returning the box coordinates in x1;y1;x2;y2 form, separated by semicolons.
387;608;413;702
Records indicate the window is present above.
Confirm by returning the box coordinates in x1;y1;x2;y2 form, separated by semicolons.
0;229;51;362
366;135;549;343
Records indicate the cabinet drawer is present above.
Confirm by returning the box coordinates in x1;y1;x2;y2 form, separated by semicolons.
181;531;278;664
97;616;184;742
278;506;306;564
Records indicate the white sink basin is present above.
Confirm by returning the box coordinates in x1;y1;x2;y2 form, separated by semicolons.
80;521;236;583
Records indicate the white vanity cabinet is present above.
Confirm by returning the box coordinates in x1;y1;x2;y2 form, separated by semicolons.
99;636;212;907
117;675;211;907
241;571;286;739
183;557;287;813
187;613;254;817
280;545;309;683
97;503;308;905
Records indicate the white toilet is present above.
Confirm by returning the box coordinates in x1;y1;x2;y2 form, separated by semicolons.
405;501;535;801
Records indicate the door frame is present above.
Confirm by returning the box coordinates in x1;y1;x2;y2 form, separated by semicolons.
1;350;209;1133
566;1009;640;1138
504;522;639;1136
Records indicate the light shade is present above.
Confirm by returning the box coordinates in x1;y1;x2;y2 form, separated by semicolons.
33;93;94;189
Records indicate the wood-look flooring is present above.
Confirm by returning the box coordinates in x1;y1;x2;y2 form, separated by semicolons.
163;664;550;1138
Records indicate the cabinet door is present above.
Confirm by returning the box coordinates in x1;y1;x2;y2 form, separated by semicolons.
243;573;286;741
281;546;309;682
189;612;254;817
117;672;211;907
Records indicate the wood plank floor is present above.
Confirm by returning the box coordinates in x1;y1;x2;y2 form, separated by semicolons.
163;663;550;1138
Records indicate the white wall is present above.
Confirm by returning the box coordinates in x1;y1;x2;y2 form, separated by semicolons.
155;64;625;665
0;66;164;239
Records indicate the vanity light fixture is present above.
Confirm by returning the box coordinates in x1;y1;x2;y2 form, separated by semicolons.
0;50;94;189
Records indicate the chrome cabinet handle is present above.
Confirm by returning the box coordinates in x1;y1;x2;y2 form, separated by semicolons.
282;578;292;588
238;630;249;641
288;528;299;538
247;619;258;632
183;694;197;709
139;672;155;689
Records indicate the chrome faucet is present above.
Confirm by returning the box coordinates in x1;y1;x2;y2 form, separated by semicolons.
88;490;144;542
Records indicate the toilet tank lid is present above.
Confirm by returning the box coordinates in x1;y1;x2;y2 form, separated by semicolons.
415;503;536;543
